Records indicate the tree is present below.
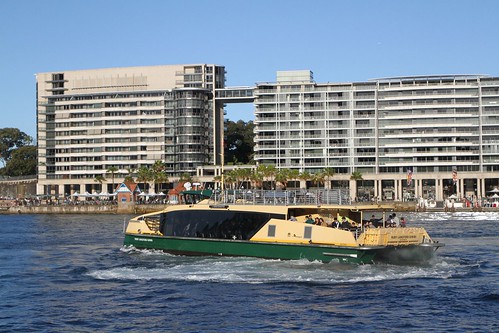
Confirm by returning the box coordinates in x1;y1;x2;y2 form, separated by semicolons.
179;172;192;184
94;175;107;191
124;168;135;183
275;168;291;189
257;164;276;189
137;166;153;192
151;161;168;192
238;168;252;189
223;171;236;189
106;166;119;192
287;169;301;188
124;174;134;183
299;171;313;189
0;128;33;166
154;172;168;193
1;145;37;176
312;172;325;188
249;169;264;189
213;174;223;189
224;120;255;164
322;167;336;189
227;168;252;189
350;171;364;201
350;171;363;181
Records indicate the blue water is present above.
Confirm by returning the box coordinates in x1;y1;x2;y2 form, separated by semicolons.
0;212;497;332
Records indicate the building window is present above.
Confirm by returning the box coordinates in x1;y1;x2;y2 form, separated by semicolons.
52;73;64;81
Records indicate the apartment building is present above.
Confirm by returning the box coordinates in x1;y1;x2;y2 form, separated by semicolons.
36;64;226;196
36;64;499;201
253;71;499;201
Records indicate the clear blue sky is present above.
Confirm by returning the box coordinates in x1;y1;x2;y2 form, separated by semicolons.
1;0;498;140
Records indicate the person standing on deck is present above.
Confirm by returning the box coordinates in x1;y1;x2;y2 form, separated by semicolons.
392;213;400;227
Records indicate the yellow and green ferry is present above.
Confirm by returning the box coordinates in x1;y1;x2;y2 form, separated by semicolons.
123;190;443;264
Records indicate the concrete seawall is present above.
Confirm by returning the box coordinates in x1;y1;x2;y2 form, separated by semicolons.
0;204;167;215
0;202;492;215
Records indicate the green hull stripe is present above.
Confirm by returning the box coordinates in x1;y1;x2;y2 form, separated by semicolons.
124;234;376;264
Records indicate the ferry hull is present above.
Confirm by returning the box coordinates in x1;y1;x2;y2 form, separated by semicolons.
124;234;378;264
373;244;441;265
124;234;435;264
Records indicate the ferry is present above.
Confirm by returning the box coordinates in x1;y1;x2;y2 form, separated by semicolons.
123;190;443;264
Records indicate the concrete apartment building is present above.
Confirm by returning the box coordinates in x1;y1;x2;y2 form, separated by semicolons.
36;64;226;196
253;71;499;201
36;64;499;202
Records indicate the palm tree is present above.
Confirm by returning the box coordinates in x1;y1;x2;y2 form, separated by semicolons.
350;171;363;181
226;169;238;189
213;174;222;189
257;164;276;189
137;166;153;192
124;168;135;183
179;172;192;184
154;172;168;193
94;175;107;192
299;171;312;189
106;166;119;193
227;172;238;190
249;169;264;189
350;170;363;202
151;161;168;193
312;172;325;189
238;168;252;189
228;168;251;189
275;168;291;189
287;169;300;188
322;167;336;189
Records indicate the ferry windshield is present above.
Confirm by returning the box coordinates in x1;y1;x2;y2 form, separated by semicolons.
161;210;284;240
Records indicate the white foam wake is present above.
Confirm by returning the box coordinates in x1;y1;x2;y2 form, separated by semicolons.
87;254;465;284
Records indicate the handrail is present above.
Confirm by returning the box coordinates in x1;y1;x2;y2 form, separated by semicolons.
209;189;351;206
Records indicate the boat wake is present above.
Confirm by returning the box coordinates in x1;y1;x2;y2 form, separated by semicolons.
412;211;499;223
86;247;473;285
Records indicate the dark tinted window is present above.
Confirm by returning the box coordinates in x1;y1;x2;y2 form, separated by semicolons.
161;210;284;240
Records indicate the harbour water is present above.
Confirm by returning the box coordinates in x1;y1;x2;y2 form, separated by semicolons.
0;212;497;332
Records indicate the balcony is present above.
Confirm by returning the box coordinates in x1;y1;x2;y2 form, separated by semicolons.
378;101;479;111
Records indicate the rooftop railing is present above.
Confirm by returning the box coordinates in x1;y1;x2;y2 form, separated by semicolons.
209;189;351;206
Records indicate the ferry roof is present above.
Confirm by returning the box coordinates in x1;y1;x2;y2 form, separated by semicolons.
146;202;397;216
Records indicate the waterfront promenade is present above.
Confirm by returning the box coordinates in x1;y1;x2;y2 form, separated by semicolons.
0;201;165;215
0;199;492;215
